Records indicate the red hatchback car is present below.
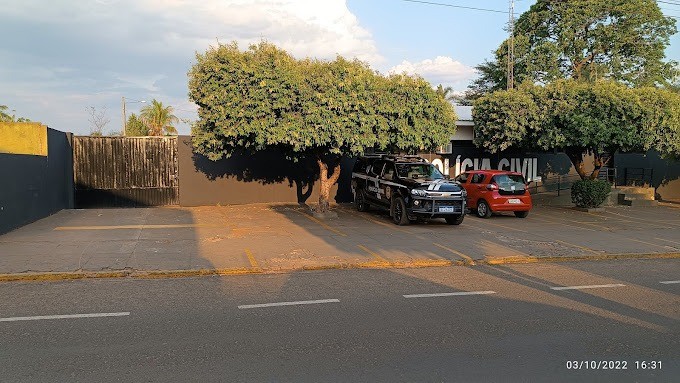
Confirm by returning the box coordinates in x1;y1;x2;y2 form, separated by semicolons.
454;170;532;218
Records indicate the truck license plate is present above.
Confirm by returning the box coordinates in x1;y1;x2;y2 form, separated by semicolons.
439;206;454;213
508;199;521;204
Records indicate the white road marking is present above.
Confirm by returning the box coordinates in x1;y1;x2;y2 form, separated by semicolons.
238;299;340;309
403;291;496;298
0;312;130;322
550;284;626;291
659;280;680;284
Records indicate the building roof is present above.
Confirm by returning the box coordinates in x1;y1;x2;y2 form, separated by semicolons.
454;105;473;121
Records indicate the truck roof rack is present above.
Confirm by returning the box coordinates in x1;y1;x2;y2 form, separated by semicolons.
360;153;428;163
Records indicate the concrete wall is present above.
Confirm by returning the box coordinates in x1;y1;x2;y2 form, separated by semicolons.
177;136;354;206
614;151;680;201
0;124;73;234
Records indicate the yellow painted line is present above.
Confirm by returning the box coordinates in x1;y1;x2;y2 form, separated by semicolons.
357;244;389;263
54;224;226;231
655;237;680;246
481;252;680;265
546;210;672;230
481;239;532;258
466;217;528;233
4;253;680;282
532;211;612;231
244;248;260;269
602;210;680;228
290;210;346;237
624;237;678;250
553;239;600;255
529;214;601;232
338;207;413;234
433;242;476;265
355;259;454;268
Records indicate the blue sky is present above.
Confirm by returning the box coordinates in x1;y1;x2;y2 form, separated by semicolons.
1;0;678;135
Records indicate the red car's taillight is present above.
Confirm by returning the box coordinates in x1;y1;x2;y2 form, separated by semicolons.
486;183;499;191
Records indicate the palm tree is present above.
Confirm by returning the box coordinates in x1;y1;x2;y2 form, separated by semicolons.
435;84;457;103
140;99;179;136
0;105;12;122
1;104;31;122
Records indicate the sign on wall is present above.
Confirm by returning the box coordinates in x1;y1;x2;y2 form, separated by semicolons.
427;145;571;182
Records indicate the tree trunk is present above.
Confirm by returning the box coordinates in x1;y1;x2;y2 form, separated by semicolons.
565;147;588;180
316;158;341;213
589;151;611;180
295;179;313;204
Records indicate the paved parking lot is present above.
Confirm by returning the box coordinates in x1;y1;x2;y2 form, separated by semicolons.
1;203;679;279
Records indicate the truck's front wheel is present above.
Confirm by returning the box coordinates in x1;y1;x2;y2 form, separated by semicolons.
445;214;465;225
392;197;410;225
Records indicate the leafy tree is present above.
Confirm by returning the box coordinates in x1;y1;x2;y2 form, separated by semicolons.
140;99;179;136
125;113;149;136
0;104;31;122
473;80;680;180
470;0;677;94
636;86;680;159
188;42;457;212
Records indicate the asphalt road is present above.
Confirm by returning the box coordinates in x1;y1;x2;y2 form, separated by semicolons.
0;259;678;382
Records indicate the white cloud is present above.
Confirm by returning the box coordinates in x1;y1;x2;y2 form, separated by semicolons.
0;0;382;134
388;56;476;91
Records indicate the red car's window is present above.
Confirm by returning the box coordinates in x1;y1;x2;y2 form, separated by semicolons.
470;173;486;184
492;174;526;187
455;173;469;183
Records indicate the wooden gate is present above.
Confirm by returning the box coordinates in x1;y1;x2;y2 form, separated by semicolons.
73;136;179;208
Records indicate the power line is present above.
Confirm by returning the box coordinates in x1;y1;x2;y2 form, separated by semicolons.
401;0;506;14
402;0;679;20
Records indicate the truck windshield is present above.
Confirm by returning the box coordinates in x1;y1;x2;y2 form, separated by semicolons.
396;163;444;179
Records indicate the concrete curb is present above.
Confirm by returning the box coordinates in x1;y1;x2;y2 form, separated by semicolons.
1;253;678;283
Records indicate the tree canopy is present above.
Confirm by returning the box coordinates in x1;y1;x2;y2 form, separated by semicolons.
188;41;457;211
472;80;680;179
125;113;148;136
468;0;678;97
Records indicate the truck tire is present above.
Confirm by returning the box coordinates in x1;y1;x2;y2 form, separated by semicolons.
445;214;465;225
354;189;370;212
392;196;410;226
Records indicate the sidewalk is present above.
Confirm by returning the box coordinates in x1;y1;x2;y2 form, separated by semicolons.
1;203;679;281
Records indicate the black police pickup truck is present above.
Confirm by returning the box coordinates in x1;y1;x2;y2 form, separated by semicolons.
351;154;467;225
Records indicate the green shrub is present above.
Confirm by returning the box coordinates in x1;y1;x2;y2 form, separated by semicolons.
571;179;612;208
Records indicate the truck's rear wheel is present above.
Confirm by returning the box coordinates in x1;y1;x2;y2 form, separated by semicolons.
355;189;369;212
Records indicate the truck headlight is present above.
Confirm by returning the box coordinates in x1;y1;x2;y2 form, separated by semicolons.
411;189;426;197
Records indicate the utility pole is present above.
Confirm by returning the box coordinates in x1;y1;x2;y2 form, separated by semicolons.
122;96;126;136
507;0;515;90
